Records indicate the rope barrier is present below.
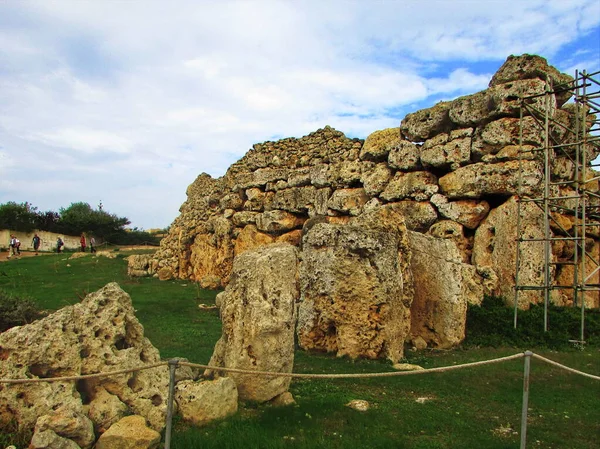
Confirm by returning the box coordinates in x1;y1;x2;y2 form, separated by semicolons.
181;353;525;379
0;352;597;384
532;353;600;381
0;362;167;384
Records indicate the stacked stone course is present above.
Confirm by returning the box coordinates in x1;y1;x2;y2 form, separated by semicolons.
147;54;599;353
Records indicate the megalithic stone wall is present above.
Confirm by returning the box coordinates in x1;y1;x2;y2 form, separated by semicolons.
145;54;600;351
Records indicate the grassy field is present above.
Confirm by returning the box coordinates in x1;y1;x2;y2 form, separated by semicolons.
0;251;598;449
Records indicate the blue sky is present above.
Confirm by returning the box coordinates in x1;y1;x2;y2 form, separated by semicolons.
1;0;599;229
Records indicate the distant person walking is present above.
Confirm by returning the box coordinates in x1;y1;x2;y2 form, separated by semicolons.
57;237;64;253
32;233;41;255
8;235;19;259
90;236;96;253
80;233;86;252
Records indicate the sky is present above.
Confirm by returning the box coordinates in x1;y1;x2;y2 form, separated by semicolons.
1;0;599;230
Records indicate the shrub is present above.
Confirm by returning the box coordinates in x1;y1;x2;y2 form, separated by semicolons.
465;295;600;349
0;289;41;332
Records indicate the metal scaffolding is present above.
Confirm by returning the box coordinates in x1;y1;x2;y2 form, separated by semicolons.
515;69;600;342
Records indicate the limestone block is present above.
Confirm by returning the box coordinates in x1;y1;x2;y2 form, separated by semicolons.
473;196;547;309
360;128;401;162
276;229;303;247
86;387;129;434
219;193;244;211
297;207;413;362
29;429;81;449
270;186;331;216
471;116;543;159
420;128;472;170
256;210;305;234
428;220;472;263
127;255;154;277
189;219;234;284
206;244;299;402
400;101;452;142
243;188;273;212
94;415;160;449
439;160;542;199
388;140;421;171
449;79;550;127
409;232;483;349
489;54;574;106
386;201;438;232
232;211;259;227
0;284;173;433
233;225;274;257
430;194;490;229
361;163;392;196
481;144;537;163
34;408;95;449
380;171;439;202
554;241;600;309
327;188;369;216
175;378;238;426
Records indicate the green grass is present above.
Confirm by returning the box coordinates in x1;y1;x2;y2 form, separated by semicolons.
0;254;598;449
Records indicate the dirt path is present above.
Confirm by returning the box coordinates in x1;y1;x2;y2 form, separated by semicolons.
0;250;54;262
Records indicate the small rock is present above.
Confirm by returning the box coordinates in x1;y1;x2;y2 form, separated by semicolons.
345;400;370;412
392;363;425;371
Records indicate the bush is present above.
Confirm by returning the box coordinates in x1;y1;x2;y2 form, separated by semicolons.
465;295;600;349
0;289;41;332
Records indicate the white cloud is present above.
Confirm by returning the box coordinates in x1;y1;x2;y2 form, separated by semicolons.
0;0;598;228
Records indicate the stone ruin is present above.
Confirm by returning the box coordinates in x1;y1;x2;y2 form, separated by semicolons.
137;54;599;360
0;283;238;448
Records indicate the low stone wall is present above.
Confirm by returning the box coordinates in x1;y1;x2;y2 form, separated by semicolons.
0;229;83;253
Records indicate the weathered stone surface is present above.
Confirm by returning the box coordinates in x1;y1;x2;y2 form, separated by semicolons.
34;408;95;449
231;211;258;227
297;207;413;362
0;283;173;433
427;220;472;263
420;128;472;170
29;429;81;449
400;101;452;142
175;377;238;426
256;210;305;234
189;217;234;284
380;171;439;202
127;255;155;278
234;225;274;257
449;79;550;127
206;244;299;402
327;188;369;216
388;140;421;171
489;54;574;106
361;163;392;196
439;160;542;199
269;186;330;215
86;387;129;434
430;194;490;229
387;201;438;232
471;116;544;159
473;196;546;308
554;241;600;309
94;415;160;449
409;232;483;348
360;128;401;162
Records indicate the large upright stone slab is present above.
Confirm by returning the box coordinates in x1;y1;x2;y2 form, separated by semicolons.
297;206;413;362
473;196;546;308
205;243;299;402
409;232;483;349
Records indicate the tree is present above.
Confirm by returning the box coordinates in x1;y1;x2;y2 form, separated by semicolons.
59;202;130;240
0;202;38;233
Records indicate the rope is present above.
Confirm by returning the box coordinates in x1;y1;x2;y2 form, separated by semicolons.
184;353;525;379
0;352;598;384
532;353;600;381
0;361;167;385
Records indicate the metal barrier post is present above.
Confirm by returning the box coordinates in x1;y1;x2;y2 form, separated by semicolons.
520;351;532;449
164;359;179;449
